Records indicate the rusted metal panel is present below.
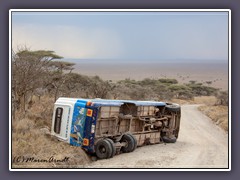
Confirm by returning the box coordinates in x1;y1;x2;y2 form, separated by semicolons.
138;106;155;116
100;106;120;118
134;132;160;147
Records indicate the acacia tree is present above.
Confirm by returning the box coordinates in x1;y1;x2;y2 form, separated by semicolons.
47;61;75;101
12;48;63;114
87;76;115;99
168;84;193;99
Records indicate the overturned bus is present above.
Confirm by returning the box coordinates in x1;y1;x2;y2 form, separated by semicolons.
51;98;181;159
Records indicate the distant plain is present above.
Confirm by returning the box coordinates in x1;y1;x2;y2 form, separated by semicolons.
69;59;228;91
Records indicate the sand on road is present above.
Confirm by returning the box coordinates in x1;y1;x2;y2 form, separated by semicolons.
85;105;229;168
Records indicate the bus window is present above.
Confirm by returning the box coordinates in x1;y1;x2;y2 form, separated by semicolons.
54;107;63;134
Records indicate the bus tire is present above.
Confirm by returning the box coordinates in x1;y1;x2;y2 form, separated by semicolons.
105;138;116;158
120;134;135;153
127;133;137;151
165;104;181;112
95;139;113;159
162;136;177;143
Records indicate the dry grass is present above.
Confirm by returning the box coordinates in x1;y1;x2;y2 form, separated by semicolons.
193;96;217;106
172;96;228;133
198;105;228;132
171;96;217;106
12;95;91;168
170;98;195;105
194;96;228;133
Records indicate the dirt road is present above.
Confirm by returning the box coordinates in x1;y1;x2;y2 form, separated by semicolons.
85;105;228;168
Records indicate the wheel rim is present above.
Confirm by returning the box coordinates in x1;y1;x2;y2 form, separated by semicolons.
99;145;106;154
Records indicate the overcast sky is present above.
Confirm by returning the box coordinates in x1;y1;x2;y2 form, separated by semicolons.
12;11;229;62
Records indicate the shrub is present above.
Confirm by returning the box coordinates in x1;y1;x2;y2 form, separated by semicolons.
168;84;193;99
158;78;178;84
216;91;228;106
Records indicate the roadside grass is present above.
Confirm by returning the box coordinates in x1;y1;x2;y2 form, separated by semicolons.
172;96;228;133
198;105;228;132
11;96;91;168
193;96;217;105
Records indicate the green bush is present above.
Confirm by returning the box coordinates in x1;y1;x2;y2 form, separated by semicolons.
158;78;178;84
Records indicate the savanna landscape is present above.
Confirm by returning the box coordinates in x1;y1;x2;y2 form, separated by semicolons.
11;49;228;168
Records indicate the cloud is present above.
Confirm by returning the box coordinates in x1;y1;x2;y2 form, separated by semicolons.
12;24;124;59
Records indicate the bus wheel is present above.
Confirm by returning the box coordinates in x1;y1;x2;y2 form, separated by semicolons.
120;134;135;153
95;139;113;159
165;104;181;112
126;133;137;151
162;136;177;143
105;138;116;158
